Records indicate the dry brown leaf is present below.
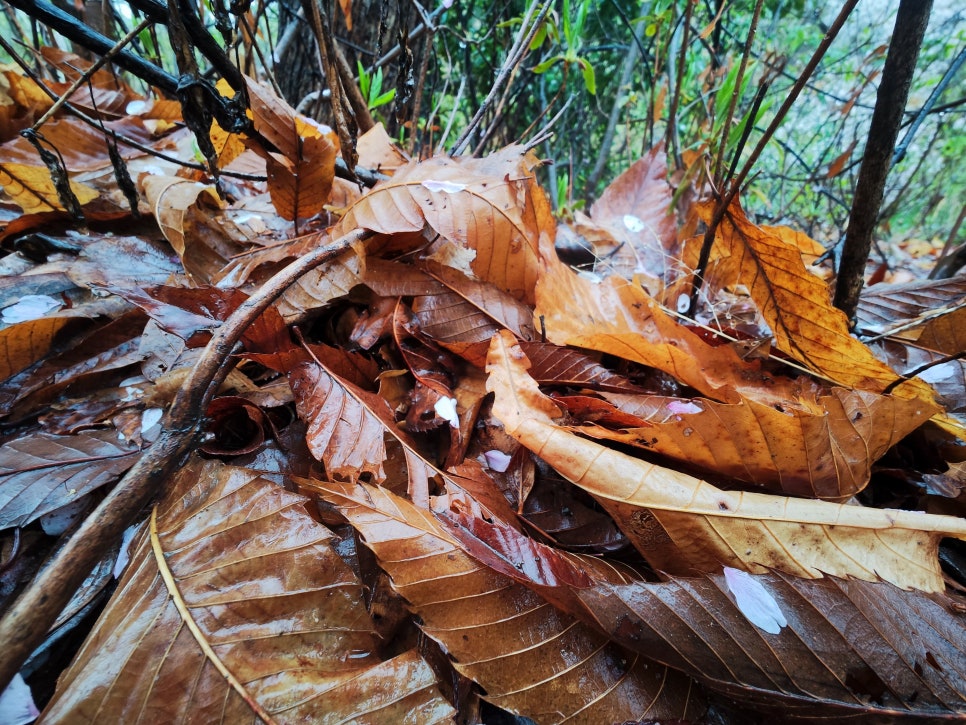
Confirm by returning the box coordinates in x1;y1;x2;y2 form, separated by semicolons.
586;145;678;282
244;80;338;221
139;175;247;284
0;315;73;380
310;478;706;724
587;387;934;499
276;243;366;322
486;330;966;592
856;277;966;334
356;122;409;173
41;458;455;723
335;146;548;303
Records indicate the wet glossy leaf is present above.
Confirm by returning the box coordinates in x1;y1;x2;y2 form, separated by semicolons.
311;478;706;723
0;430;140;529
42;458;455;723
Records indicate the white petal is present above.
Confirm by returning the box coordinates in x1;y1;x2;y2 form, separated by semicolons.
667;400;702;415
723;567;787;634
0;673;39;725
483;449;512;472
434;396;459;427
141;407;163;434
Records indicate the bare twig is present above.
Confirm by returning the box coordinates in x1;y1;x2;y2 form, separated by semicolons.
0;228;373;693
711;0;764;185
687;0;859;317
31;17;154;130
665;0;695;168
451;0;550;156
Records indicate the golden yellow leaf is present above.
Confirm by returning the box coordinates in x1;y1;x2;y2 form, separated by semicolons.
694;201;936;404
0;162;98;213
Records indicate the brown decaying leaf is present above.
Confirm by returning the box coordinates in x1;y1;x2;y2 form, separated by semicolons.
310;478;706;723
245;80;339;222
0;315;73;381
335;145;549;303
41;458;455;723
290;361;390;481
485;330;966;592
139;175;243;283
442;504;966;721
582;386;934;499
411;260;536;366
276;244;365;322
586;144;679;281
855;277;966;334
0;430;140;529
533;230;778;402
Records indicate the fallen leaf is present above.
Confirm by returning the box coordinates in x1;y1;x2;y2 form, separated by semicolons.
311;478;706;723
41;458;455;723
486;330;966;591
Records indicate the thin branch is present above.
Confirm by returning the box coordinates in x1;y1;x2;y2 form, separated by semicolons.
711;0;764;185
687;0;859;317
0;228;374;694
892;43;966;167
450;0;550;156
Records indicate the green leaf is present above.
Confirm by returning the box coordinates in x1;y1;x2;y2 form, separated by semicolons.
370;89;396;110
533;56;563;74
578;57;596;95
529;21;549;50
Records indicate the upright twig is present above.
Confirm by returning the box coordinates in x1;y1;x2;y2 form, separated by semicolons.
687;0;859;316
833;0;933;321
450;0;550;156
711;0;764;186
0;228;373;693
892;43;966;167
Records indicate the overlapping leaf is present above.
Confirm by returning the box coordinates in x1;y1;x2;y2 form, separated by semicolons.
0;430;140;529
580;387;933;499
335;145;549;303
486;331;966;591
311;478;706;723
41;458;455;723
442;505;966;720
687;201;937;404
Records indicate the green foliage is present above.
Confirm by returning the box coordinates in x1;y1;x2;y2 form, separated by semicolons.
1;0;959;247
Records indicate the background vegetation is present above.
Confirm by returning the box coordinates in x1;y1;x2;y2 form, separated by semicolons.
1;0;963;255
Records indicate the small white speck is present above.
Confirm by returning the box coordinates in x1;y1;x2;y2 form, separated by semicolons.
623;214;645;232
421;179;466;193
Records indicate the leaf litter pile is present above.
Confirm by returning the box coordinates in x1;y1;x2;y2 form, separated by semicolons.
2;61;966;723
